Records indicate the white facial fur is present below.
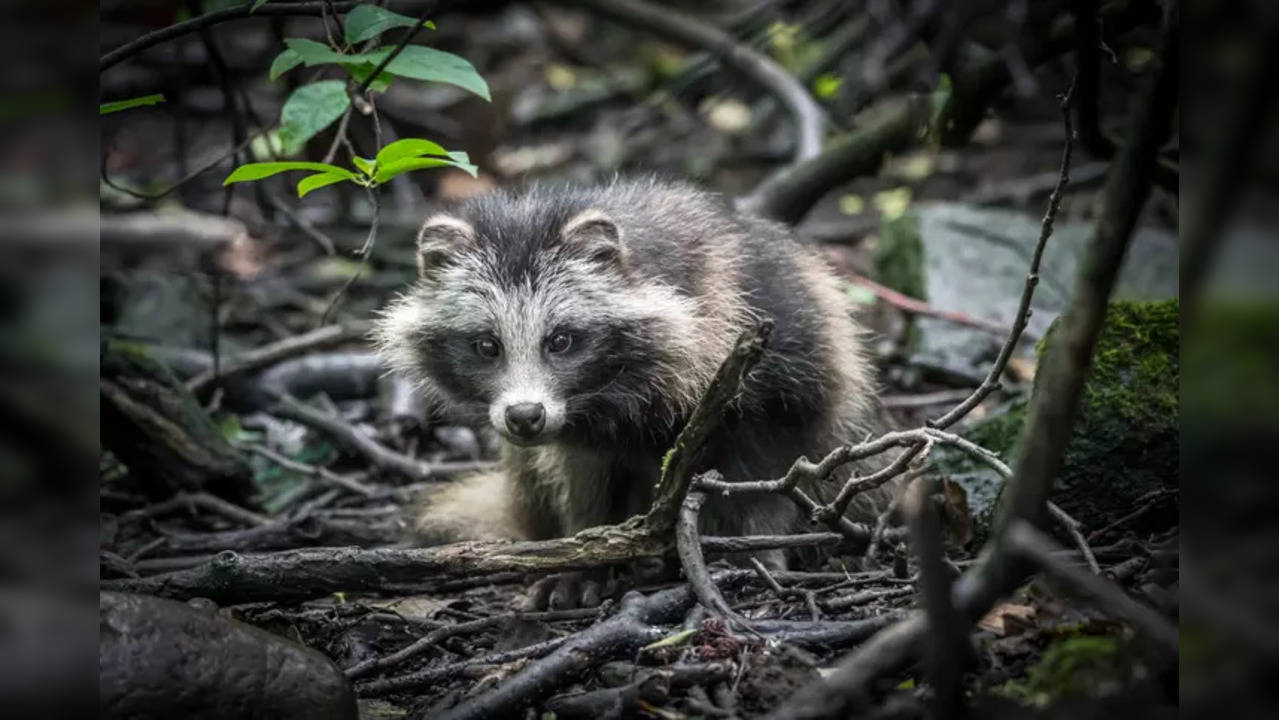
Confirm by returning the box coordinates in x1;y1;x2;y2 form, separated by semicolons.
374;204;743;443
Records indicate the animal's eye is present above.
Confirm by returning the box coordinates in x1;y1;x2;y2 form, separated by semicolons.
473;337;502;359
546;331;573;354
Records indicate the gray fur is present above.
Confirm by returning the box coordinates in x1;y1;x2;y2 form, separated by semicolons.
374;178;882;564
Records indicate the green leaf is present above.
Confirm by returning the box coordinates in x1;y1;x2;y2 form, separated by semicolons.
351;156;376;176
297;172;353;198
284;37;356;66
373;45;490;100
341;62;395;93
929;73;953;125
224;161;357;185
812;72;843;100
99;94;165;115
344;5;432;45
251;0;271;11
375;138;449;167
278;81;350;154
641;628;698;652
249;129;285;161
268;48;304;80
372;156;476;184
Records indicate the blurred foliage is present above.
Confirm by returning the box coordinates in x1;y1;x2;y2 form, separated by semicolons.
994;635;1135;707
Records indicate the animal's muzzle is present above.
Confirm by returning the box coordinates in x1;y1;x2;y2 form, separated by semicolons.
504;402;546;439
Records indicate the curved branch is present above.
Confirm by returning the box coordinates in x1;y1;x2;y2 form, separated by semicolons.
557;0;824;162
675;482;745;623
737;96;931;224
101;1;363;71
186;322;371;395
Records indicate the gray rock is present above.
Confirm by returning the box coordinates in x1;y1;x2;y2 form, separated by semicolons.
879;202;1178;380
100;592;357;720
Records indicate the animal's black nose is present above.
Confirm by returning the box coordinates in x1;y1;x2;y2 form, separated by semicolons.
505;403;546;437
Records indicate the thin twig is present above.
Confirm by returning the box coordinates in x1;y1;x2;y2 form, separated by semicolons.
101;130;267;202
1006;520;1177;654
322;106;354;165
124;491;271;528
1046;500;1100;574
880;389;983;410
345;607;599;679
266;193;338;255
847;275;1015;338
320;186;380;324
354;3;437;95
239;442;378;497
929;81;1076;430
101;1;363;70
271;393;480;481
1086;488;1177;543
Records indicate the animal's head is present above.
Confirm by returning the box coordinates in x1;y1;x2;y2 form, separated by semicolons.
374;191;708;445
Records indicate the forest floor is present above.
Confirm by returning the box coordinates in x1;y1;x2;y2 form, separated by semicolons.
100;4;1180;718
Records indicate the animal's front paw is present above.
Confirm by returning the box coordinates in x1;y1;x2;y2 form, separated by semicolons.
521;570;615;610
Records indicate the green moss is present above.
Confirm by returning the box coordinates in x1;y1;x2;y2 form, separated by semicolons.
995;635;1133;707
1045;300;1178;529
1065;299;1178;428
947;300;1179;534
874;210;926;301
657;447;676;486
875;211;926;352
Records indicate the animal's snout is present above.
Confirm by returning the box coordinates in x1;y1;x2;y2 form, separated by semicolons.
505;402;546;438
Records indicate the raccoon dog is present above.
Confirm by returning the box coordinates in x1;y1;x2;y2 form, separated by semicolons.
375;178;879;575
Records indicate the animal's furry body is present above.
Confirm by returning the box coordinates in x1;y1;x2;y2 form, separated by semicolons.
375;178;881;568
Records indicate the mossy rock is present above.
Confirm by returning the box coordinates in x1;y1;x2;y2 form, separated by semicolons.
993;635;1136;707
101;341;253;501
875;210;927;303
874;210;925;350
944;300;1179;535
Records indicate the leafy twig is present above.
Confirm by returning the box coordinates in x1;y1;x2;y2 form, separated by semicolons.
354;2;438;95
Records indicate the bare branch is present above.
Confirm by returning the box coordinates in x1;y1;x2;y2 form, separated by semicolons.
271;394;486;481
644;322;771;535
186;322;371;395
737;96;931;224
124;492;271;528
929;83;1076;430
675;480;747;624
1046;500;1100;574
321;186;381;324
101;1;364;71
1006;520;1176;654
239;442;378;498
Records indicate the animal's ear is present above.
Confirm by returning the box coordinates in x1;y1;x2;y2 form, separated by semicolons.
561;209;625;267
416;214;473;279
